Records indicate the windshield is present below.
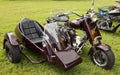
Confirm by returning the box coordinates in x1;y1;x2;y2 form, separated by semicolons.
45;22;62;50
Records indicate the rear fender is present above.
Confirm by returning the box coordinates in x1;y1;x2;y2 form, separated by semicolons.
3;32;19;49
88;43;111;55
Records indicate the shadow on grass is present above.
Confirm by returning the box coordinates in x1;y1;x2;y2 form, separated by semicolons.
17;46;92;75
100;29;120;37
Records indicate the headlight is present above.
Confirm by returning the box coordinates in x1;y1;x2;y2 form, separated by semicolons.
91;13;98;22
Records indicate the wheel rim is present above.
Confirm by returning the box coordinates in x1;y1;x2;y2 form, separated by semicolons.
7;52;13;62
93;50;108;67
97;20;109;30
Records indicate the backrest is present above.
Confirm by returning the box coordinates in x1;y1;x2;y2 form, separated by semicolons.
19;18;43;40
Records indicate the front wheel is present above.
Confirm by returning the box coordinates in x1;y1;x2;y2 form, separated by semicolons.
90;48;115;70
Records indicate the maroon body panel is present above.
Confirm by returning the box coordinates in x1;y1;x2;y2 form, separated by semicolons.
3;33;19;49
15;24;49;60
96;43;110;51
53;49;82;70
13;18;82;70
66;18;101;45
88;43;110;55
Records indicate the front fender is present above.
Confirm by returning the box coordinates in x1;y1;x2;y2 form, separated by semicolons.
88;43;111;55
3;32;19;49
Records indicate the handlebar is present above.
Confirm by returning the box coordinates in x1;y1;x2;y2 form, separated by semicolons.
47;9;96;23
65;11;82;17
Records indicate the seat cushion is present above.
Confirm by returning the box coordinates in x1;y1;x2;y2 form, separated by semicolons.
31;37;44;44
19;18;44;44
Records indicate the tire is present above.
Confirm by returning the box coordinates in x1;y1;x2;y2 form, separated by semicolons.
90;48;115;70
96;20;106;29
97;20;112;30
5;41;21;63
107;20;112;28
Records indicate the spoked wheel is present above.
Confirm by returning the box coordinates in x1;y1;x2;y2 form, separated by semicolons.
90;48;115;70
5;41;21;63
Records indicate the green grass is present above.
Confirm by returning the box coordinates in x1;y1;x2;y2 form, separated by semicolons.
0;0;120;75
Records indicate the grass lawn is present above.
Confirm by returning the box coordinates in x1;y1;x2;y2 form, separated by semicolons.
0;0;120;75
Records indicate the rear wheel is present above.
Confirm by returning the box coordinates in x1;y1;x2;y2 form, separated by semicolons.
90;48;115;70
5;41;21;63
